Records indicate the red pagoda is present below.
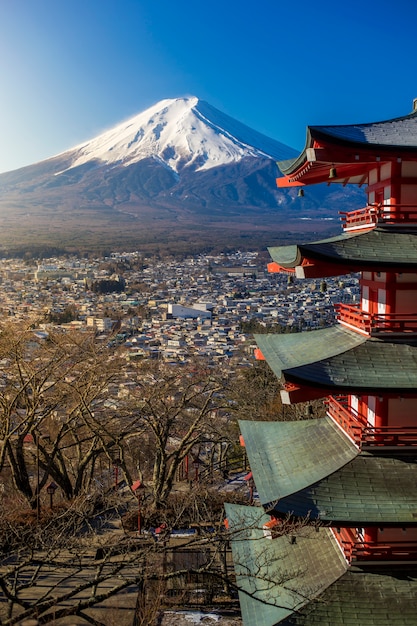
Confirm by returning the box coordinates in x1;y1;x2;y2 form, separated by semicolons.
225;101;417;625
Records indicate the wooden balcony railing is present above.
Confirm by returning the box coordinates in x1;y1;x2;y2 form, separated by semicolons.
351;541;417;561
340;203;417;230
335;303;369;333
361;426;417;447
332;526;356;561
333;528;417;562
335;303;417;335
325;395;364;445
326;395;417;448
339;205;379;230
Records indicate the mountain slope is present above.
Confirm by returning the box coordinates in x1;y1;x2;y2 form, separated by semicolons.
0;97;365;254
58;96;298;174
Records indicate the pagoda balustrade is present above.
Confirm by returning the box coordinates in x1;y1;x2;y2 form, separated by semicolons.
362;426;417;447
352;541;417;561
326;395;365;445
340;203;417;231
334;527;417;562
326;395;417;448
335;303;417;335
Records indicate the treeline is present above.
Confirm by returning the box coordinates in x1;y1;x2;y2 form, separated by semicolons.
89;278;126;294
240;318;302;334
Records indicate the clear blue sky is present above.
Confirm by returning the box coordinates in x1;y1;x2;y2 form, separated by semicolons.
1;0;416;173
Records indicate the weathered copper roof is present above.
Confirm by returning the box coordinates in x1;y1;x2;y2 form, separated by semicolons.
268;226;417;270
255;328;417;394
241;416;417;524
225;504;417;626
224;503;347;626
254;326;366;375
239;417;358;506
271;450;417;525
310;110;417;149
280;565;417;625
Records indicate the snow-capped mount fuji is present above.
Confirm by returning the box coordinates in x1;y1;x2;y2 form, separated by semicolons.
0;97;365;253
61;96;297;174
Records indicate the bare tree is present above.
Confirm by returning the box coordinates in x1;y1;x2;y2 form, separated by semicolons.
0;321;243;515
0;321;127;507
123;359;237;509
0;488;242;626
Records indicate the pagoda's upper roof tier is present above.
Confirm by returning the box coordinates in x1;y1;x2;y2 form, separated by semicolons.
225;503;417;626
254;326;417;395
309;109;417;148
268;226;417;276
277;108;417;186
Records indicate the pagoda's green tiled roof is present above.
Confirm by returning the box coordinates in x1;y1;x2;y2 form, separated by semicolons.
271;451;417;525
268;227;417;270
286;338;417;392
239;417;358;506
278;110;417;177
310;110;417;148
226;506;417;626
254;326;366;377
224;503;348;626
281;566;417;625
255;329;417;393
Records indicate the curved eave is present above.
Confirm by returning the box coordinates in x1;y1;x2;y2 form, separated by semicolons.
309;109;417;150
254;326;367;379
239;417;358;505
283;338;417;394
224;503;347;626
277;111;417;186
270;452;417;525
268;227;417;274
278;565;417;626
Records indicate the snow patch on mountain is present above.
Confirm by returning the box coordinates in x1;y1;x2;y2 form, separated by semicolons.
58;97;297;176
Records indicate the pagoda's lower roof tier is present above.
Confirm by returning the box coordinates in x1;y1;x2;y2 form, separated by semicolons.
279;565;417;626
225;503;348;626
240;418;417;524
254;326;417;394
268;226;417;277
225;503;417;626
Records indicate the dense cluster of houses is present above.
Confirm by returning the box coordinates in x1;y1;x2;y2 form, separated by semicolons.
0;250;359;366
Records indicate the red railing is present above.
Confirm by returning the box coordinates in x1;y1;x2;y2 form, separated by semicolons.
352;541;417;561
335;303;369;333
339;205;378;230
340;203;417;230
361;426;417;447
325;395;364;445
333;528;417;562
326;395;417;448
333;527;356;561
335;303;417;335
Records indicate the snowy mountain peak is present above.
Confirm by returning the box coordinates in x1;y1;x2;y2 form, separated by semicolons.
62;97;297;175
